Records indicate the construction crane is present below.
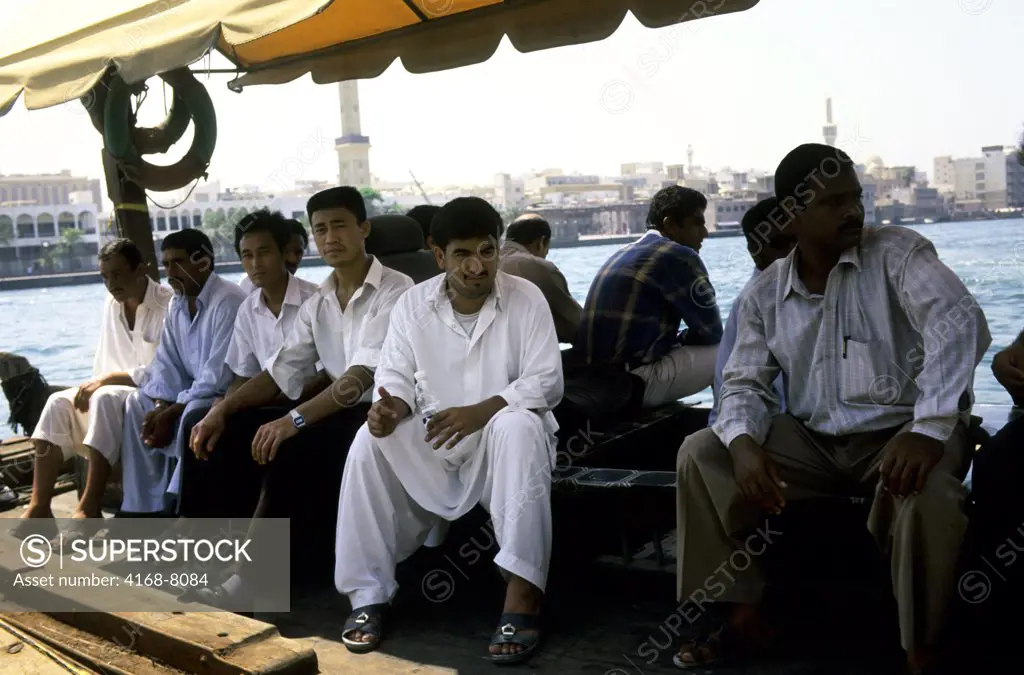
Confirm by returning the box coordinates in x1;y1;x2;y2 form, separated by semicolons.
409;170;431;205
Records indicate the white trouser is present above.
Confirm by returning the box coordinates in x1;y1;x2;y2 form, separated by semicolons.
334;411;553;610
631;344;718;408
119;389;213;513
31;385;135;465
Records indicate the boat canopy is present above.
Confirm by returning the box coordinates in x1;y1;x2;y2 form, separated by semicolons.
0;0;757;117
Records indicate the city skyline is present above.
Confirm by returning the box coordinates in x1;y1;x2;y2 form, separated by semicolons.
0;0;1020;191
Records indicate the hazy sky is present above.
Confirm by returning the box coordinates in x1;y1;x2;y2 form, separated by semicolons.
0;0;1020;193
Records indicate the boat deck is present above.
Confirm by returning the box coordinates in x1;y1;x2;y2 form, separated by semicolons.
1;403;1017;673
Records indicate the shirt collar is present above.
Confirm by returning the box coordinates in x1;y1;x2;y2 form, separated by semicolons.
319;256;384;295
254;273;305;317
782;243;863;300
500;240;531;257
429;269;506;313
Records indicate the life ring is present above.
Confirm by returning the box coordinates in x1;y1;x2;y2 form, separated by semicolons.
100;68;217;192
87;69;190;156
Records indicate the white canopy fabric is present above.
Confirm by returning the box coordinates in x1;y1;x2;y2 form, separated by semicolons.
0;0;758;117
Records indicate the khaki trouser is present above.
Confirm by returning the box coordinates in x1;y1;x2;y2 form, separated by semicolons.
676;414;969;651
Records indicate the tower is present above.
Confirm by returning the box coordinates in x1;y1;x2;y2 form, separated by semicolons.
686;144;694;172
822;97;838;147
335;80;372;188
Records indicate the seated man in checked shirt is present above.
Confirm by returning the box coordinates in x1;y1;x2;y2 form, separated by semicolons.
674;143;990;675
574;185;723;407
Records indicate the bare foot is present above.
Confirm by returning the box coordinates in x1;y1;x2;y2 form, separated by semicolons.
20;503;54;520
71;509;101;520
489;575;542;657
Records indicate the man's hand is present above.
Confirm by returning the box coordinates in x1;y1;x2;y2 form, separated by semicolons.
73;379;105;413
190;405;228;460
367;387;410;438
992;344;1024;406
878;431;945;498
142;406;179;449
252;416;299;465
425;404;492;450
730;436;787;514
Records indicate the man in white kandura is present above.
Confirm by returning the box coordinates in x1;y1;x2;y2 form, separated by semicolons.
16;239;172;539
335;197;564;665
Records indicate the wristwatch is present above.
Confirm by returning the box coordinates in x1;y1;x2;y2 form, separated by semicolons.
289;409;306;429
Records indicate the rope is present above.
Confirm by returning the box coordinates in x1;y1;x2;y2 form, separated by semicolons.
145;177;203;210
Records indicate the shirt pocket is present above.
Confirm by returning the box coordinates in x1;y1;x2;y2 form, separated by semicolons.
839;338;899;405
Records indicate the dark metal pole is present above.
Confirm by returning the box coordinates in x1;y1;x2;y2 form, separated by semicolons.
101;150;159;282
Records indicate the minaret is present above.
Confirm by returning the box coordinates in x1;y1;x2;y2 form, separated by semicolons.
686;144;694;173
822;97;838;147
335;80;372;187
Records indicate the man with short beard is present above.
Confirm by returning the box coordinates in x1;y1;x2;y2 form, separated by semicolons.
15;239;172;538
335;197;563;665
674;144;990;675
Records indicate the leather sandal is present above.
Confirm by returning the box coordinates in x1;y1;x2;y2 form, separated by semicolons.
489;612;542;665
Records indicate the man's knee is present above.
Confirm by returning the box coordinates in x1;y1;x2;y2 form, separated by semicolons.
91;387;127;414
898;467;966;526
677;427;725;475
345;424;385;469
489;411;548;462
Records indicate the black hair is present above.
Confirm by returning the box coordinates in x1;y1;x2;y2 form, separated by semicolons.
233;208;291;257
162;228;215;270
98;238;143;270
287;218;309;248
406;204;441;244
646;186;707;230
741;197;785;242
430;197;503;250
306;186;367;223
506;217;551;247
774;143;856;212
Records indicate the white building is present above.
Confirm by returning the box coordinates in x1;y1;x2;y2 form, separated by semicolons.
933;146;1024;211
493;173;526;210
0;202;101;276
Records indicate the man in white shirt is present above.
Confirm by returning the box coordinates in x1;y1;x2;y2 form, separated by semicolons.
184;187;412;607
237;218;308;294
674;144;991;675
118;229;247;515
15;239;172;536
335;197;563;665
225;210;319;391
178;209;319;517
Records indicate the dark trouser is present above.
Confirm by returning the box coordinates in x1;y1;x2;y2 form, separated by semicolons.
954;413;1024;655
178;404;370;585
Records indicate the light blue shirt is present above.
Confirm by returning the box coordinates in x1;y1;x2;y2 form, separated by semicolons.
142;273;248;405
708;267;786;426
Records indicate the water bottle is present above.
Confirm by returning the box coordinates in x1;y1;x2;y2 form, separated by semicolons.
415;370;441;426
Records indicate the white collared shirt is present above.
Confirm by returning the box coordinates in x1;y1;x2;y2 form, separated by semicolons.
375;270;564;439
268;257;414;401
714;225;992;447
94;278;174;386
225;273;319;378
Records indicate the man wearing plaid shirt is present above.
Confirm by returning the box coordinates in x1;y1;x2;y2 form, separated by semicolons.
574;185;723;408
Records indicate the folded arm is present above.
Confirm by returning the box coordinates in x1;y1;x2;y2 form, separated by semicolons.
663;251;724;346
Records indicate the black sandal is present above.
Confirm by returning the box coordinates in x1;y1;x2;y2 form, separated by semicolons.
673;621;771;669
341;604;388;654
489;612;542;665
